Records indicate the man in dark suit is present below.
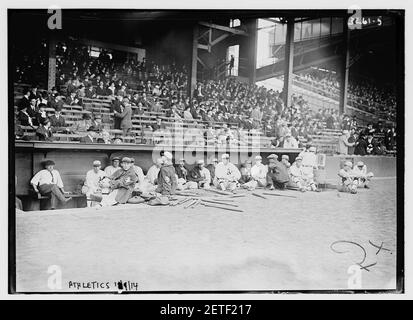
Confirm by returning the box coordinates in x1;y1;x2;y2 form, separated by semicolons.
66;92;79;106
36;119;54;141
49;109;66;131
112;97;123;130
354;134;368;156
85;85;96;98
18;106;34;127
115;98;132;136
18;89;31;111
26;97;39;120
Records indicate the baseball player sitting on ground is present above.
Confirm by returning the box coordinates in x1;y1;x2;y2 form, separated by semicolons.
266;154;290;190
187;159;211;189
175;158;189;191
338;161;358;194
289;156;320;192
213;153;241;192
251;155;268;187
352;161;374;189
156;151;178;196
239;160;257;191
82;160;107;207
100;157;138;206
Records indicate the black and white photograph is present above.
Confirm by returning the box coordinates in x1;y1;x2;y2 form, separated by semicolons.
3;2;408;298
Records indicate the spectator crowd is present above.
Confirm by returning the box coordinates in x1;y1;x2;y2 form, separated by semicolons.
14;42;397;154
295;69;397;121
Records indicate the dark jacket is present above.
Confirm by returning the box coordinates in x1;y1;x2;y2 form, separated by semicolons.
36;125;53;141
110;167;138;203
175;165;188;180
266;161;290;186
354;137;367;156
188;166;203;182
49;114;66;128
117;105;133;130
18;111;34;126
239;166;254;184
95;86;108;96
156;164;178;195
18;96;30;111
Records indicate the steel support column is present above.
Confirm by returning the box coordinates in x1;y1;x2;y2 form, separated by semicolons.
339;21;350;115
283;19;295;108
189;24;198;98
249;18;258;84
47;36;57;91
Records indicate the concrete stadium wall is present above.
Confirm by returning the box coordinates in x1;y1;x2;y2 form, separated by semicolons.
15;145;302;196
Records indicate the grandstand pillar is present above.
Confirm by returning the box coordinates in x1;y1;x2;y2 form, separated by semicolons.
248;18;258;84
189;24;198;98
339;21;350;115
283;19;295;108
47;37;57;91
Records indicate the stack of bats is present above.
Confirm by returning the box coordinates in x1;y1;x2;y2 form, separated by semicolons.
171;189;246;212
170;188;297;213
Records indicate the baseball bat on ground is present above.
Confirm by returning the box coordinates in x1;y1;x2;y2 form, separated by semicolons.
201;202;244;213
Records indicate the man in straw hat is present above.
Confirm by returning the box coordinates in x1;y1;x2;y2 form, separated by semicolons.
30;159;72;209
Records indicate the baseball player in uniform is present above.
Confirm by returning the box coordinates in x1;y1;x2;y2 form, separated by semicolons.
338;161;358;194
352;161;374;189
251;155;268;187
289;156;320;192
213;153;241;192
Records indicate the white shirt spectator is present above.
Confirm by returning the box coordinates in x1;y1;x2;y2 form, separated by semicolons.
30;169;64;188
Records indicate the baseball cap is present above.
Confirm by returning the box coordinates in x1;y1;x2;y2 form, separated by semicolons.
163;151;173;160
93;160;101;167
121;157;132;163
